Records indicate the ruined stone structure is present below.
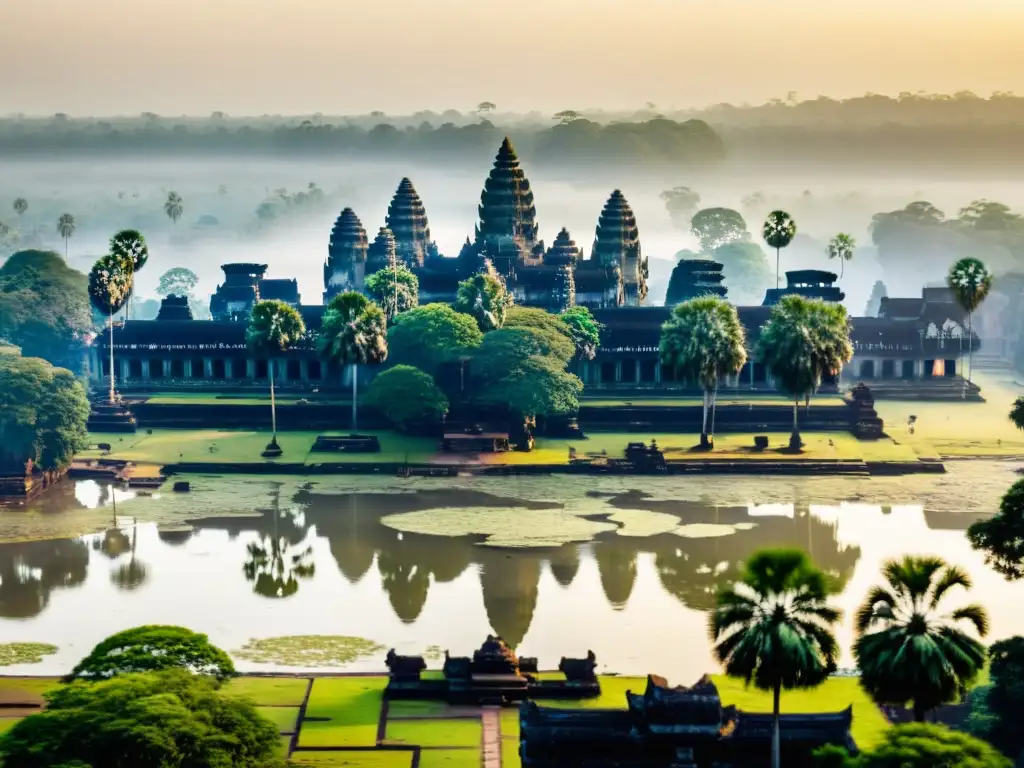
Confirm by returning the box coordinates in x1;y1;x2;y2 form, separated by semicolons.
763;270;845;306
323;208;368;302
665;258;728;305
386;177;436;268
588;189;647;305
366;226;398;274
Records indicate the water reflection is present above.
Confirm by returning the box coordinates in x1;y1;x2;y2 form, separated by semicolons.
0;538;89;618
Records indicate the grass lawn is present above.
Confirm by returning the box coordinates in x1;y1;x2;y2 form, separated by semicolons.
78;429;437;466
0;677;63;700
256;706;301;733
500;709;519;740
711;675;889;750
502;736;521;768
581;395;846;409
297;677;387;749
384;718;481;748
385;699;458;717
540;676;646;709
145;393;351;406
221;676;309;706
417;749;482;768
0;718;23;736
289;750;414;767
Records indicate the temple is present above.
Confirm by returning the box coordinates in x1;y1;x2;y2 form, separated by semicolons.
86;136;983;400
520;674;857;768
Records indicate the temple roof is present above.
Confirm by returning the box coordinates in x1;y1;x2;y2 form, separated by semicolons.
546;228;581;265
327;207;369;266
367;226;397;270
591;190;640;268
386;178;432;268
475;136;539;258
258;278;300;304
155;295;193;321
727;707;855;745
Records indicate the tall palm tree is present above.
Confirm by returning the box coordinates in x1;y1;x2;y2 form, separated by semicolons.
710;549;841;768
762;210;797;289
854;555;989;722
12;198;27;218
110;524;148;591
164;191;184;230
246;300;306;456
758;295;852;450
109;229;149;320
659;296;747;448
88;254;134;403
56;213;75;261
318;292;388;430
826;233;856;279
947;258;992;384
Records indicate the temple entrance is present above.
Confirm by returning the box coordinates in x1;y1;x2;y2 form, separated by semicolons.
212;360;227;379
752;363;767;384
128;359;143;379
660;364;676;383
308;360;322;380
191;359;204;379
287;359;302;381
231;359;246;379
858;360;875;379
944;359;957;377
639;359;657;384
149;359;163;379
620;359;637;384
881;360;895;379
901;360;915;379
600;361;616;385
170;359;185;378
925;359;937;377
255;360;268;380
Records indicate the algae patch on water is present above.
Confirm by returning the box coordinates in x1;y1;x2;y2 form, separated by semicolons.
233;635;385;667
606;510;682;537
672;523;758;539
0;642;58;666
380;507;617;547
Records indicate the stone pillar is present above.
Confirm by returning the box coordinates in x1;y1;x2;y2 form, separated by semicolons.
277;359;287;382
204;358;214;379
185;360;193;378
915;359;925;378
142;360;151;379
301;360;310;382
247;359;256;379
654;362;661;384
162;359;172;378
120;359;130;382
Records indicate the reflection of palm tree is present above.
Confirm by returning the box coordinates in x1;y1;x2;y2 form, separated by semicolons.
111;525;148;591
595;540;638;609
241;492;315;599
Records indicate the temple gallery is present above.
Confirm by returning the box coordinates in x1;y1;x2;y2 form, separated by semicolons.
87;137;979;398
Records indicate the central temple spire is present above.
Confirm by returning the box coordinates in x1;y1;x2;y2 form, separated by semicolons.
475;137;540;273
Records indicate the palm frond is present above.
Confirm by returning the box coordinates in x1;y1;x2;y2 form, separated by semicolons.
855;585;897;634
948;604;989;637
929;564;973;609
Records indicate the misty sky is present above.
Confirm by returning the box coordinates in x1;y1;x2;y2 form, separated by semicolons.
3;0;1024;116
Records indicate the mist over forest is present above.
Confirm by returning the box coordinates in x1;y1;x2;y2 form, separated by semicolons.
3;92;1024;321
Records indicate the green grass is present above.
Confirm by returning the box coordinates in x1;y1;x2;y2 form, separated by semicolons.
221;676;309;706
289;750;414;767
297;677;387;748
540;676;646;709
386;699;455;717
0;677;63;699
502;736;521;768
581;395;846;409
145;393;351;406
710;675;889;750
256;706;301;733
79;429;437;466
0;718;23;735
384;718;481;748
500;709;519;739
417;749;482;768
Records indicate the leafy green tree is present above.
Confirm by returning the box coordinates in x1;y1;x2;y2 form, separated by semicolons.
68;625;235;680
246;300;305;453
364;365;448;433
762;210;797;289
109;229;148;320
560;306;602;361
88;254;133;403
1012;397;1024;431
758;295;852;450
503;307;575;362
820;723;1011;768
660;297;747;448
164;191;184;229
690;207;748;251
826;233;856;278
365;263;419;321
0;353;89;475
156;267;199;297
712;241;774;304
947;257;992;383
0;669;283;768
387;303;483;378
56;213;75;261
709;549;841;768
454;268;513;331
967;478;1024;580
660;186;701;230
973;637;1024;760
957;200;1023;231
318;291;388;430
0;250;92;368
854;555;988;721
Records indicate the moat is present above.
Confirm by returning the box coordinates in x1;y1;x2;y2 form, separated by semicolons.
1;462;1021;681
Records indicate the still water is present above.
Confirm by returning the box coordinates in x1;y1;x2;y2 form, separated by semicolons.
0;463;1021;682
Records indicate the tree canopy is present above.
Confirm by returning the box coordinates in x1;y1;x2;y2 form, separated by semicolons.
364;365;448;434
365;264;419;321
108;229;148;273
387;303;483;375
821;723;1011;768
67;625;236;681
156;267;199;297
967;478;1024;580
976;637;1024;761
690;207;748;251
454;269;513;331
560;306;602;361
0;250;92;367
502;307;575;363
318;292;388;366
0;352;90;475
712;242;773;304
0;669;283;768
245;300;305;357
87;254;133;316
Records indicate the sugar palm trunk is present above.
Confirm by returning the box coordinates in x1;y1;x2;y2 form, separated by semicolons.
269;361;277;443
710;380;719;444
791;396;801;446
967;308;974;384
772;682;781;768
108;308;116;404
351;363;358;431
775;247;780;289
701;389;709;447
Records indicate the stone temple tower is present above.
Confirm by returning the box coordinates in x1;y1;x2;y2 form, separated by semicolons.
366;226;398;275
324;208;369;302
386;178;434;269
591;190;647;305
474;137;542;276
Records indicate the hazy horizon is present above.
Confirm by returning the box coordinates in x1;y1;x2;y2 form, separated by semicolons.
3;0;1024;116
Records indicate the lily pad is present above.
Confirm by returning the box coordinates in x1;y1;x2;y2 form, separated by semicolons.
672;523;758;539
233;635;385;667
606;510;682;537
0;642;59;666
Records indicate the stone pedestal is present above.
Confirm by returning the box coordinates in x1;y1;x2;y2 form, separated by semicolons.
87;397;138;434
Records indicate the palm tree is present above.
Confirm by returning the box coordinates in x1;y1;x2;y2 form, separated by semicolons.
164;191;184;230
318;292;388;430
710;549;841;768
110;524;148;591
12;198;27;218
758;295;853;450
854;555;989;722
659;296;747;448
88;254;134;403
826;233;856;278
762;210;797;289
947;258;992;384
454;266;513;331
56;213;75;261
109;229;149;320
245;300;306;456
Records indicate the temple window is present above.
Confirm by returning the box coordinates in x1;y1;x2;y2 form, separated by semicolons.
308;360;323;380
943;359;956;377
231;359;246;378
212;360;227;379
129;359;143;379
149;359;163;379
620;359;637;384
859;360;875;379
170;359;185;378
660;364;676;383
901;360;915;379
100;359;111;376
287;359;302;381
191;359;205;379
881;360;896;379
600;361;616;385
255;360;268;380
639;359;657;383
